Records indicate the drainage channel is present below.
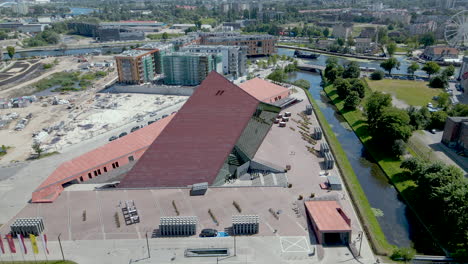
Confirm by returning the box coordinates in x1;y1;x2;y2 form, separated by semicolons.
185;248;230;257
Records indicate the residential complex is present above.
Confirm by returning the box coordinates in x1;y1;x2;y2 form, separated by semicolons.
136;43;174;74
199;32;277;56
115;49;159;84
180;45;247;77
162;52;222;86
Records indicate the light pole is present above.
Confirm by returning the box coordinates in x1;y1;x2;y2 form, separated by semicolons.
358;231;363;257
145;232;150;259
57;233;65;261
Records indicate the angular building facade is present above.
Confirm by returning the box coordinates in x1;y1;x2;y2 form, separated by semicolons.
137;43;174;74
115;49;159;84
180;45;247;78
118;72;281;188
162;52;222;86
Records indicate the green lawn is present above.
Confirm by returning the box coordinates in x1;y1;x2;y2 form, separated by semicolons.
300;87;392;255
147;33;183;40
366;78;443;107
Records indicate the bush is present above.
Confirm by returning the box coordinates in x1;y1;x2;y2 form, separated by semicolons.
390;247;415;262
43;63;53;69
370;70;384;80
391;139;407;157
292;79;310;89
429;75;448;88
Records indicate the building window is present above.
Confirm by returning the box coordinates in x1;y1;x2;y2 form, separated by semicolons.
104;167;107;173
128;156;135;162
112;163;116;169
88;173;92;178
116;161;120;168
98;169;101;175
94;171;98;177
80;176;84;182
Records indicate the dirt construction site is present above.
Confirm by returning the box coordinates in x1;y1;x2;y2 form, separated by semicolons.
0;55;189;165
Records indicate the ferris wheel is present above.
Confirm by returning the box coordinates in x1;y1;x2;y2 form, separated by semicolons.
445;10;468;48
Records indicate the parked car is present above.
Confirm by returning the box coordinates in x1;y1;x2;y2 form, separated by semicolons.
430;129;437;134
130;126;140;133
108;136;118;141
148;120;155;125
200;229;218;237
162;114;168;118
119;132;127;138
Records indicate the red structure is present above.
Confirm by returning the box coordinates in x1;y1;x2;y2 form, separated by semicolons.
304;200;352;245
31;116;174;203
239;78;290;104
118;72;264;188
32;73;288;202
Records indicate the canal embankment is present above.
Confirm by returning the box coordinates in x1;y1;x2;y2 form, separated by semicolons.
299;85;393;256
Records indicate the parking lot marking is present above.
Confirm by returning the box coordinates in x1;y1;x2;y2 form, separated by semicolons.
280;236;310;253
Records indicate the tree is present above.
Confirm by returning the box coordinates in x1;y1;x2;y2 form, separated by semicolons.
372;107;413;144
365;91;392;127
391;139;407;157
266;69;286;82
347;35;355;46
377;27;388;45
390;247;415;262
407;62;419;76
161;32;169;41
380;57;400;75
334;78;351;99
407;106;431;130
195;19;202;29
336;38;345;46
323;28;330;37
387;42;397;56
443;64;455;78
430;111;448;129
325;57;338;67
344;91;360;110
32;142;43;158
449;103;468;117
370;70;384;80
419;32;435;47
349;78;366;98
342;61;360;79
324;65;343;83
429;75;448;88
437;92;450;109
6;46;15;60
422;62;440;78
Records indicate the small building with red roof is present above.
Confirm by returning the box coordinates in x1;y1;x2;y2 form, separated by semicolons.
304;200;352;245
239;78;290;104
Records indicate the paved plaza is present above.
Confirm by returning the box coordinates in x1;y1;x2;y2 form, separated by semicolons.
0;88;377;264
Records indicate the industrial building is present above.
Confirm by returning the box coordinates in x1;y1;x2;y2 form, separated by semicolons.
32;73;288;202
304;200;351;245
441;117;468;155
67;22;145;42
100;20;165;32
162;52;222;86
115;49;160;84
180;45;247;78
198;32;277;56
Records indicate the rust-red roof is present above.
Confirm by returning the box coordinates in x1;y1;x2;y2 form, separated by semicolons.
305;200;352;232
118;72;260;188
34;115;174;193
239;78;289;103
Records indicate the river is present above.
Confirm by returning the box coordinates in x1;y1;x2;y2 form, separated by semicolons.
277;48;414;247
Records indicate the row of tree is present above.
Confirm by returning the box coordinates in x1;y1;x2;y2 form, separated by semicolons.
400;158;468;260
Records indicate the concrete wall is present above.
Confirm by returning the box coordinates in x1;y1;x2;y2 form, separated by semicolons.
107;84;195;96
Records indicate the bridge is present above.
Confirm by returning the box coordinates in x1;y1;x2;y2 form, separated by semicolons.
297;63;325;73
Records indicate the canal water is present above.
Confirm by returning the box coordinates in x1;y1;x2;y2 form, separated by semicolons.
277;48;413;247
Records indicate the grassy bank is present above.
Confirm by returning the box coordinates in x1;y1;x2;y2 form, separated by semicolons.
35;71;107;92
366;78;442;107
300;87;393;255
323;84;449;254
